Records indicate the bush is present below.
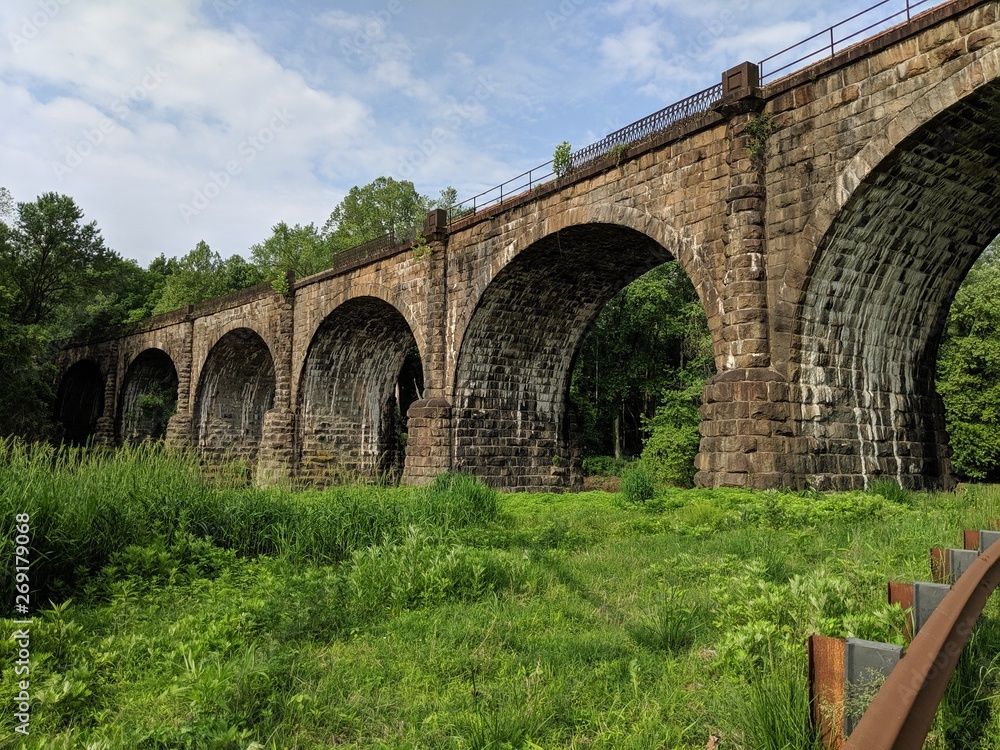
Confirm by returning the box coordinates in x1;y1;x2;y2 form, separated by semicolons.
581;455;634;477
866;477;914;505
640;381;703;488
620;464;655;504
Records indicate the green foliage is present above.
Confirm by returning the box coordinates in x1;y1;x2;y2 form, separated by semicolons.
744;112;773;159
937;240;1000;480
552;140;573;178
732;657;820;750
571;261;714;458
250;221;332;291
866;477;914;505
641;380;705;488
0;192;111;325
629;587;705;653
582;455;635;477
3;447;1000;747
323;176;430;250
151;241;264;314
0;286;54;440
620;463;655;505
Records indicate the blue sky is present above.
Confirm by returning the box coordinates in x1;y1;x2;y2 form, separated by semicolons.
1;0;944;266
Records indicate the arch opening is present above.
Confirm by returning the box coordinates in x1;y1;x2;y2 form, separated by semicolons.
194;328;275;469
297;296;424;484
118;349;178;444
453;223;680;491
55;360;104;445
795;80;1000;490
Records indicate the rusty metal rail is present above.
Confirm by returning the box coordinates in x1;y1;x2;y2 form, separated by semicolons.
843;537;1000;748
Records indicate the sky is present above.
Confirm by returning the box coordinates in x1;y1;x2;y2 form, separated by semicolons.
0;0;946;267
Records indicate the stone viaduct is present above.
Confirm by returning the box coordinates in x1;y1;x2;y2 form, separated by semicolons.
55;0;1000;492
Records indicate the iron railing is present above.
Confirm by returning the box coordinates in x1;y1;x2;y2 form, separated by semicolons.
447;0;955;227
296;224;420;286
759;0;946;83
446;83;724;223
569;83;724;169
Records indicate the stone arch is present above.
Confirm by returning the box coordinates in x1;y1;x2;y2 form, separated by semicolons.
776;45;1000;327
117;348;179;444
297;296;424;484
55;359;105;445
791;77;1000;490
450;204;709;372
291;283;427;409
452;221;682;491
194;328;276;468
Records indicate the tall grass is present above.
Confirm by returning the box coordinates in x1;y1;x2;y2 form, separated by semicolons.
0;439;501;603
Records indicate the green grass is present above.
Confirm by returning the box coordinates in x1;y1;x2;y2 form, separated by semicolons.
2;440;1000;748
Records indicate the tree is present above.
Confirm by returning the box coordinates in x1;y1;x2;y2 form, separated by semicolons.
0;187;12;219
0;284;54;440
251;222;332;291
323;176;431;251
151;241;263;315
937;239;1000;480
570;261;714;458
0;192;111;326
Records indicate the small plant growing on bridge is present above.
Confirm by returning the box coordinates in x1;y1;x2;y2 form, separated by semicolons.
411;232;433;261
609;142;628;166
744;113;773;160
552;140;573;179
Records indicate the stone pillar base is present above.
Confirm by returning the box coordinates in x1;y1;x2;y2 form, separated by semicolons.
165;412;193;451
694;368;800;490
401;398;452;486
256;409;296;487
93;416;116;447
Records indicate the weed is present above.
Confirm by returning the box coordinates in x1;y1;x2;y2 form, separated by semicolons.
621;464;656;505
629;587;705;654
744;112;773;159
867;476;915;505
733;656;820;750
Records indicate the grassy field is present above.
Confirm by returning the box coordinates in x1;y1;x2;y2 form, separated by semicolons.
2;440;1000;749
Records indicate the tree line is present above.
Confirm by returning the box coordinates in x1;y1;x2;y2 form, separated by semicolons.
0;181;997;484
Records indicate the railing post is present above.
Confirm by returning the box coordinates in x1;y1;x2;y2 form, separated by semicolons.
830;26;836;57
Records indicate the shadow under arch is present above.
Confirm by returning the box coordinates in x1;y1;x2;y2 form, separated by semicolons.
793;78;1000;490
117;348;179;445
297;296;424;484
451;222;685;491
55;359;104;445
194;328;276;470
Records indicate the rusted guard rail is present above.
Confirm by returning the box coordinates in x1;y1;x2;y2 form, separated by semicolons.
843;538;1000;748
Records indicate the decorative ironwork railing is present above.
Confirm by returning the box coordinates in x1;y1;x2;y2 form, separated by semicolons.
569;83;724;169
298;224;420;284
446;82;724;224
759;0;946;83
